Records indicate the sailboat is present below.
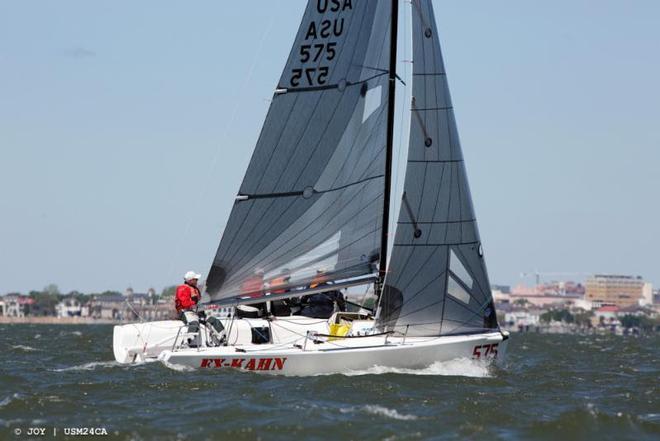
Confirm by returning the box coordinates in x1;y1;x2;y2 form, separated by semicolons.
113;0;510;374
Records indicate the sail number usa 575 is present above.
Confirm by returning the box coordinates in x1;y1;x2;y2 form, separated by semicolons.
290;0;352;87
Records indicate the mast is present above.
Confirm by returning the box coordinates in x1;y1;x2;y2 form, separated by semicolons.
378;0;399;296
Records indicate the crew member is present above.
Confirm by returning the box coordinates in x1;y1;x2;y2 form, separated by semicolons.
175;271;225;345
175;271;202;332
298;270;346;319
269;271;292;316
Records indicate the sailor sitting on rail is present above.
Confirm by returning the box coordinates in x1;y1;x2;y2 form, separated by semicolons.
175;271;225;345
297;270;346;319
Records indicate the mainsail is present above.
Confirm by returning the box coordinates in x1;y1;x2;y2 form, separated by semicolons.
377;0;498;336
207;0;393;304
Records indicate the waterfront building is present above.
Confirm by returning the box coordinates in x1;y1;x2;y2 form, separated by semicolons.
592;305;620;327
640;282;653;306
55;296;83;317
585;274;645;308
492;287;511;304
510;283;584;308
504;310;541;329
1;294;35;317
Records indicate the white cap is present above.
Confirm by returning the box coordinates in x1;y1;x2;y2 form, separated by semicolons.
184;271;202;281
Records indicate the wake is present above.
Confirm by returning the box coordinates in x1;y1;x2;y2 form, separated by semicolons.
341;357;493;378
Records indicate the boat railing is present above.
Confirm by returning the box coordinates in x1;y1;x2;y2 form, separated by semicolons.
171;323;212;353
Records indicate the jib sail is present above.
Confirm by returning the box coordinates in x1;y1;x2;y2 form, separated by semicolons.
377;0;498;336
206;0;392;304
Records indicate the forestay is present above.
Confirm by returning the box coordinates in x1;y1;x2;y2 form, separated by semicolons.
206;0;392;304
377;0;498;336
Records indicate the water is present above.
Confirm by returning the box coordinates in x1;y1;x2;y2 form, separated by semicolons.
0;325;658;441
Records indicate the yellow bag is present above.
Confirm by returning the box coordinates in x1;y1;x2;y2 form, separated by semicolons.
328;323;351;341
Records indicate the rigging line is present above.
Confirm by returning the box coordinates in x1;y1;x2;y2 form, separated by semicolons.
401;192;421;238
411;97;431;142
238;174;385;201
166;9;279;283
410;0;430;31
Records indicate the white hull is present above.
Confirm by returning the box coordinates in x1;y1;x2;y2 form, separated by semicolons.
113;316;508;375
160;332;508;376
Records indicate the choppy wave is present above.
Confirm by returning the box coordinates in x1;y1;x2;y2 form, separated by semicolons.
341;404;418;421
0;393;23;409
11;345;39;352
52;361;121;372
342;358;492;378
161;360;196;372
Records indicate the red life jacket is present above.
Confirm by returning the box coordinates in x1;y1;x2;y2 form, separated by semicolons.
241;276;263;297
175;283;200;313
270;276;290;294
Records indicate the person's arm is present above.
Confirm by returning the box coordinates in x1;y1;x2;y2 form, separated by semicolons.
191;287;200;303
335;291;346;311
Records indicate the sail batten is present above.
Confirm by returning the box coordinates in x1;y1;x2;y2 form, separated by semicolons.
376;0;498;336
206;0;393;302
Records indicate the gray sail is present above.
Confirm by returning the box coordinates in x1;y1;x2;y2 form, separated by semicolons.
377;0;498;336
206;0;392;304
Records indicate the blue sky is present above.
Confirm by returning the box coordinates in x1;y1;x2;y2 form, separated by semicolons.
1;0;659;294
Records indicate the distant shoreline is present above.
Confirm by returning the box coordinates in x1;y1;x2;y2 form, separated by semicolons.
0;316;126;325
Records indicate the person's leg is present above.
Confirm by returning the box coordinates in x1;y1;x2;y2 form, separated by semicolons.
181;310;199;333
206;316;225;334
